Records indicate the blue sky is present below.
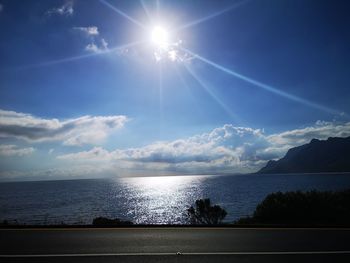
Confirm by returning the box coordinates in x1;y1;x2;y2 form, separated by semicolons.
0;0;350;181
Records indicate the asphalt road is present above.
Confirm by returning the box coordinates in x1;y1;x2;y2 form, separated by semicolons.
1;228;350;262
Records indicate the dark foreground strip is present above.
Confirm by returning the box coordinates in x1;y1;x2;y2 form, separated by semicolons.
2;251;350;257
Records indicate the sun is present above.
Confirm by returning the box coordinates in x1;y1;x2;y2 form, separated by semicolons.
151;26;169;49
149;25;185;62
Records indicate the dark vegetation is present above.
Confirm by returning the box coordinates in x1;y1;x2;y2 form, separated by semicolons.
92;217;133;226
236;189;350;226
187;198;227;225
2;190;350;227
0;220;10;226
0;219;19;226
258;136;350;174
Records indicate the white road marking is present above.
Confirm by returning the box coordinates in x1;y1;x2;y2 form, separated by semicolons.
1;251;350;257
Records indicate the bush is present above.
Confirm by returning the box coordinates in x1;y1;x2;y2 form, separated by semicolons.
235;189;350;225
0;220;8;226
92;217;133;226
187;198;227;225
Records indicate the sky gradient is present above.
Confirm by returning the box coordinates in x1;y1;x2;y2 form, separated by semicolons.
1;0;350;181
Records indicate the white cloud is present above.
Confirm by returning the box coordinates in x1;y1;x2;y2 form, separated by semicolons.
47;1;74;16
57;147;112;161
151;32;194;63
73;26;99;36
0;109;128;146
85;38;109;53
56;121;350;175
0;4;3;13
0;145;35;157
101;38;108;49
56;125;263;174
85;43;100;53
267;121;350;147
72;26;109;54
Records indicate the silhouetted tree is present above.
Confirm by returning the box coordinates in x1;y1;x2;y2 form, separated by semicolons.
187;198;227;225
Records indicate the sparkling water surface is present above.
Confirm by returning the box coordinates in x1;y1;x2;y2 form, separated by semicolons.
1;173;350;225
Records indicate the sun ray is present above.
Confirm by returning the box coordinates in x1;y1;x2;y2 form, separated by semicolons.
14;41;142;70
184;63;241;123
158;62;164;134
156;0;161;17
140;0;153;23
99;0;146;30
159;63;163;109
173;64;197;100
175;0;251;32
183;48;342;116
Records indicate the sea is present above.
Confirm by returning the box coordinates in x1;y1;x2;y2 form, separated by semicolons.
1;173;350;225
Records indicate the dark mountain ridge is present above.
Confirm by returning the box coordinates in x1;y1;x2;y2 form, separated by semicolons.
258;136;350;174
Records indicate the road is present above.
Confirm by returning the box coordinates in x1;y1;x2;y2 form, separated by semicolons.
1;228;350;262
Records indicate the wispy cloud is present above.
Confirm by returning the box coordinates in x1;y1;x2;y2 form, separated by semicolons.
0;145;35;157
56;121;350;175
47;1;74;16
101;38;108;49
85;43;100;53
73;26;99;36
0;3;3;13
73;25;109;54
0;109;128;146
85;38;109;53
58;147;112;161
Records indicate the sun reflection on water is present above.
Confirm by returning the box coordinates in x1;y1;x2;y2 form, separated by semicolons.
116;175;206;224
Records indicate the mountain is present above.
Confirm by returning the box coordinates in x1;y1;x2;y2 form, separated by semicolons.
257;136;350;174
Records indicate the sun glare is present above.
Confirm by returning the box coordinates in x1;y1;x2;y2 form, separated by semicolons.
151;26;169;49
149;25;188;62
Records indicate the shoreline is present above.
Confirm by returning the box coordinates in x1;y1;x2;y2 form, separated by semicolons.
2;224;350;229
1;171;350;184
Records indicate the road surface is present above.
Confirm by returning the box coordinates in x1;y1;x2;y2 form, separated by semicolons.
1;227;350;262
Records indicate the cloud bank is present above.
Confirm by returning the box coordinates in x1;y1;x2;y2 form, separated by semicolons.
0;109;128;146
0;145;35;157
57;121;350;175
1;108;349;179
